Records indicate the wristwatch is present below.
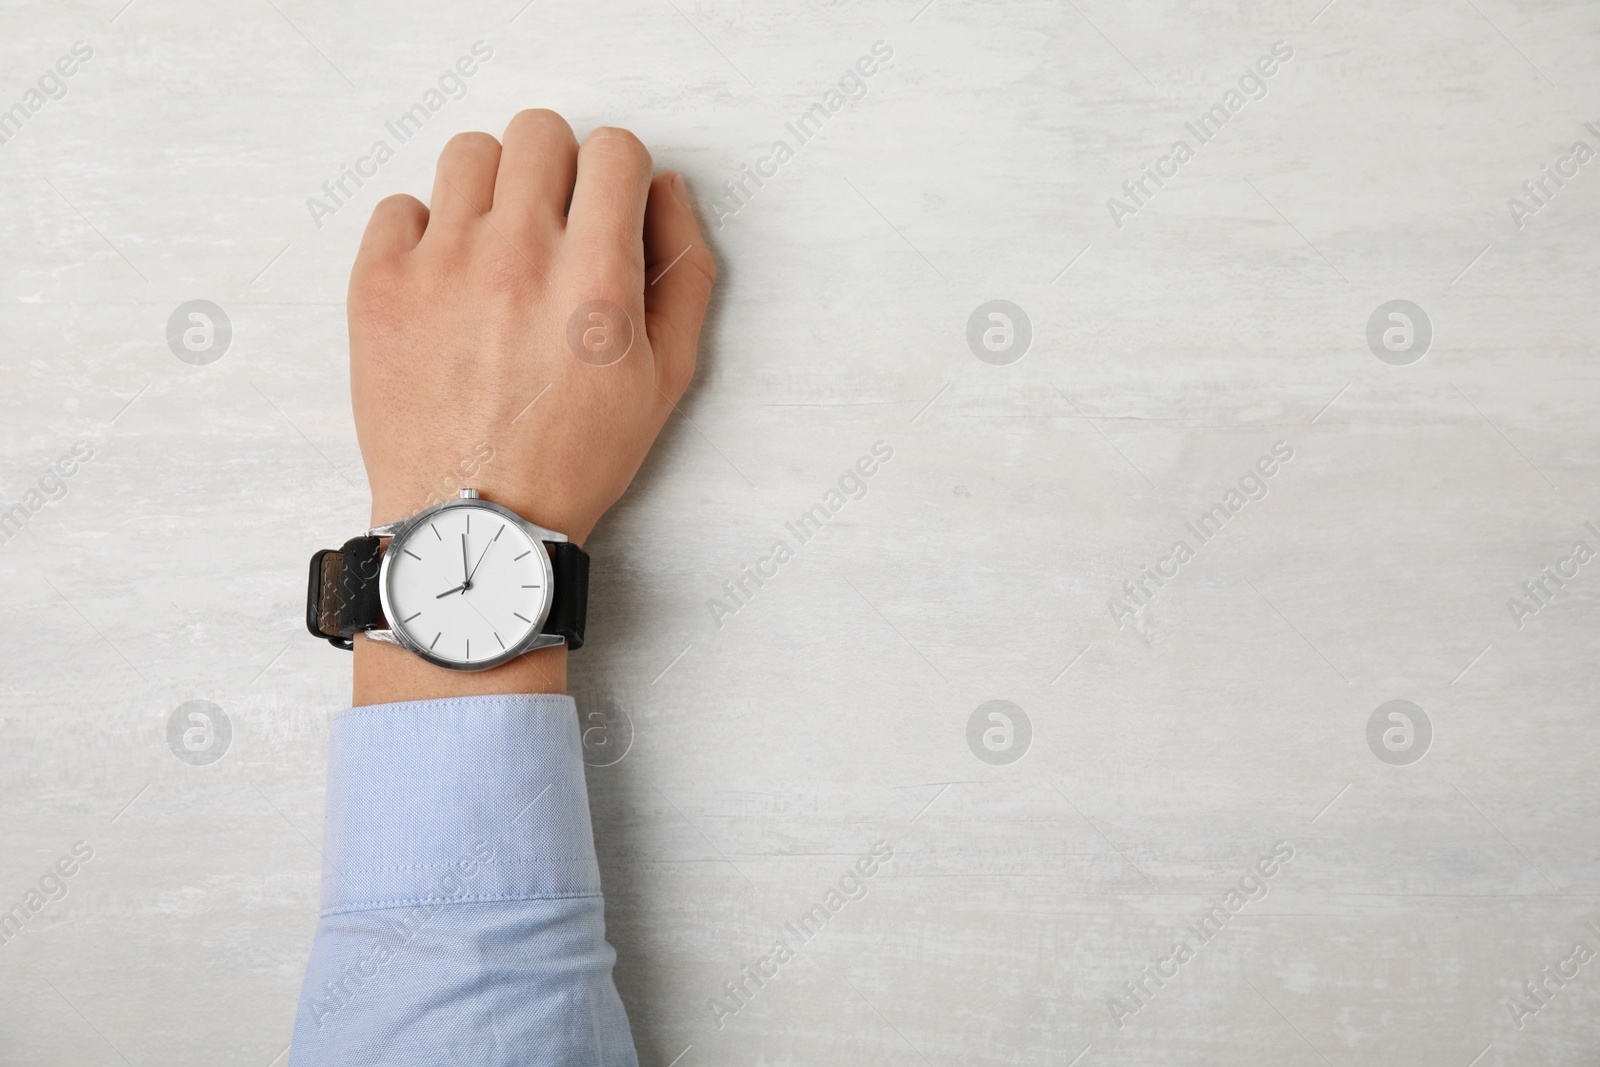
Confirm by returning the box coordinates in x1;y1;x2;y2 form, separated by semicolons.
305;488;589;669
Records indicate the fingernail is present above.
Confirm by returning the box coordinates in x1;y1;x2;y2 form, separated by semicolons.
670;171;689;206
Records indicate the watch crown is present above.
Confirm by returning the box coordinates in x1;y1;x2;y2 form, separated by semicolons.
459;488;480;499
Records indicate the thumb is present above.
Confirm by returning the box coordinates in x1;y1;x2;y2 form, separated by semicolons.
642;171;717;400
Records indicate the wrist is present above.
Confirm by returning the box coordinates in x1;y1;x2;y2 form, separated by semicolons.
352;637;567;706
370;486;594;547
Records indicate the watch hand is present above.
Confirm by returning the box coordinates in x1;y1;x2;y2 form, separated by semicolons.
461;533;470;586
436;583;467;598
465;527;502;586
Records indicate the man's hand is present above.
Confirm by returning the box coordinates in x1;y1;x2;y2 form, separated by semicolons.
347;110;716;705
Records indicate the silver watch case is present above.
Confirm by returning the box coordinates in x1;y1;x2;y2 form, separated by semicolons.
364;491;568;672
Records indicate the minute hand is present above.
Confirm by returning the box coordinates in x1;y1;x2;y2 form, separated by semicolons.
465;527;503;586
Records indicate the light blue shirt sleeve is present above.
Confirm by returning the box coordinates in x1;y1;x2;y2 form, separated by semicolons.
289;694;638;1066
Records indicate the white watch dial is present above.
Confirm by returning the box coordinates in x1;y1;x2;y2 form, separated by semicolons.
383;504;548;666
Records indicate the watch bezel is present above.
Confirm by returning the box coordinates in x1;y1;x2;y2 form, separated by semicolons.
374;497;561;672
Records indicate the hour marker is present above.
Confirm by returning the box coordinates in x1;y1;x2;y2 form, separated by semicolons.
491;527;504;542
403;548;422;560
495;632;505;649
513;550;531;561
466;638;470;658
430;632;441;649
521;584;539;588
402;611;421;623
513;612;532;624
466;513;470;534
430;523;442;541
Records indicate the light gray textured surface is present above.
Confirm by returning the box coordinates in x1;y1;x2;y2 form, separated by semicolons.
3;0;1599;1063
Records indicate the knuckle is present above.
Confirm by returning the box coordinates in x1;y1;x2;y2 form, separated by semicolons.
442;130;500;163
507;108;574;143
585;126;651;171
681;244;718;288
372;193;425;222
652;244;716;303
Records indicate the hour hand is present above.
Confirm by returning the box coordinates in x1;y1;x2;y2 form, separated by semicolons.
436;583;467;598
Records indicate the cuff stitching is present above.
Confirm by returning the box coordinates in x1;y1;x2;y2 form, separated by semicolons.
321;889;603;917
332;856;596;874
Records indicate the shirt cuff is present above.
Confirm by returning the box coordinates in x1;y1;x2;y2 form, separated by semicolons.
319;694;600;916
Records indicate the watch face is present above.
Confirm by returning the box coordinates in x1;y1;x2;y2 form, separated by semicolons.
380;502;551;668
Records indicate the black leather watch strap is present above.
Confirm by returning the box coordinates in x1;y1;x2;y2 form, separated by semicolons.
305;536;384;649
542;541;590;650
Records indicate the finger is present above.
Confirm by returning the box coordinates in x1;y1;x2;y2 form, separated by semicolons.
643;171;716;399
424;132;502;243
357;193;429;260
493;109;579;238
565;126;652;278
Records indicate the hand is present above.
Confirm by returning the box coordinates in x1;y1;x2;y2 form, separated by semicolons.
465;527;500;586
347;110;716;704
